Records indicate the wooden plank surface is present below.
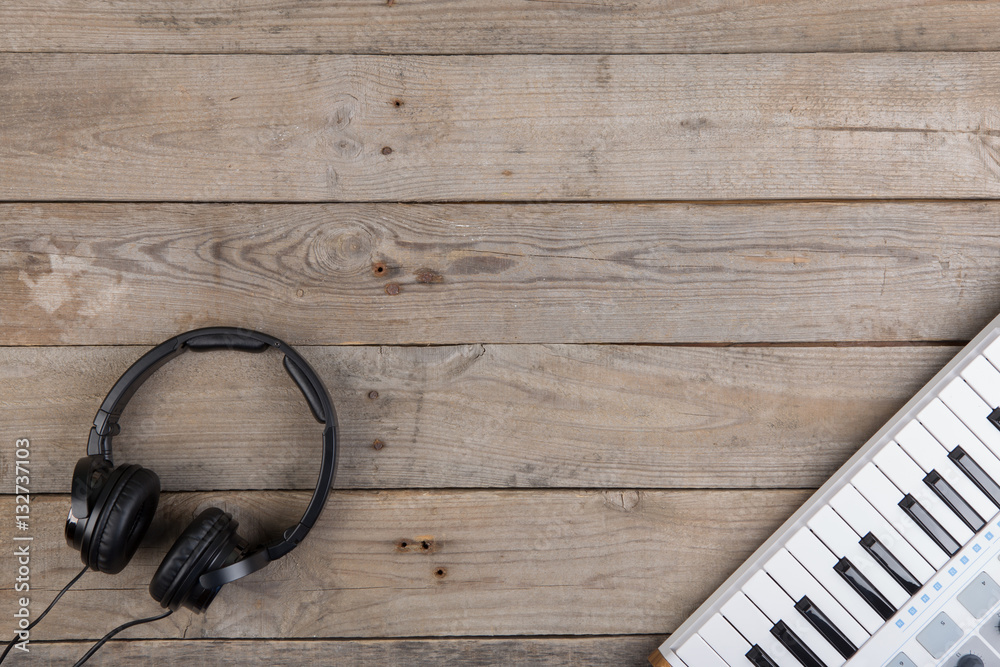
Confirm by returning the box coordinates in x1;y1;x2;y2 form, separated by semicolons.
4;1;1000;55
0;490;809;639
6;55;1000;201
0;344;954;492
4;203;1000;345
5;2;996;661
2;637;661;667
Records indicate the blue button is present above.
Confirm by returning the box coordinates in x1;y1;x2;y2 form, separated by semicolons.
949;567;958;576
988;531;994;540
921;594;930;603
934;582;943;591
974;544;982;553
896;619;905;628
908;606;917;615
961;556;970;564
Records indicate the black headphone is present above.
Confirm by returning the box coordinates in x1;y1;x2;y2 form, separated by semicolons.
65;327;338;613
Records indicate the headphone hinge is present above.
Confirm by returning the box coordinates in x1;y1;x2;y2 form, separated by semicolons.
92;408;114;436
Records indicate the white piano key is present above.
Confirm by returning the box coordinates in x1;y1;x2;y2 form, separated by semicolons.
892;426;976;542
786;527;884;634
763;548;869;648
851;463;948;569
873;443;970;557
939;377;1000;458
663;653;689;667
699;614;752;667
982;335;1000;370
830;485;935;583
677;634;729;667
963;355;1000;407
743;570;846;667
918;398;1000;504
808;505;909;608
721;593;801;667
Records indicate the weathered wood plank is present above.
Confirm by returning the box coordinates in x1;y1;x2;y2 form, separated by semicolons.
5;55;1000;201
3;1;1000;55
0;345;954;492
4;203;1000;345
0;490;808;638
2;637;662;667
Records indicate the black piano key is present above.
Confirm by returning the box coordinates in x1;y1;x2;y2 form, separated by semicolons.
834;557;896;621
949;446;1000;508
899;494;961;556
794;596;857;659
859;532;921;596
770;620;827;667
746;645;780;667
988;407;1000;433
924;469;985;532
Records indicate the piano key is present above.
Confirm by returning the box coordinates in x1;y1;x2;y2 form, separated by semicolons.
747;646;781;667
962;355;1000;407
762;550;868;648
785;528;884;634
919;398;1000;499
923;469;985;532
981;335;1000;369
949;446;1000;507
850;463;948;568
989;407;1000;432
808;505;908;607
794;596;856;659
879;437;974;544
677;634;729;667
899;494;961;556
939;377;1000;457
700;613;752;667
859;532;920;596
721;593;802;667
833;557;896;621
770;621;827;667
743;570;844;667
896;420;994;527
829;484;934;584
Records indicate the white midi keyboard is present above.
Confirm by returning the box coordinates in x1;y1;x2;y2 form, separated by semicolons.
651;312;1000;667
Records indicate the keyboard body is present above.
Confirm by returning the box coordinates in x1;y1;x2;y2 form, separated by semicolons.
652;312;1000;667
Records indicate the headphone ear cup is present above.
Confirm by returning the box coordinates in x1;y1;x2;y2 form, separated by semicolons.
84;464;160;574
150;508;242;612
66;456;114;551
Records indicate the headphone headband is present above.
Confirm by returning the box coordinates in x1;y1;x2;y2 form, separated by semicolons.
84;327;338;588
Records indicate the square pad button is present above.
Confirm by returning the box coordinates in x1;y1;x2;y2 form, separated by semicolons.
889;653;917;667
916;612;963;659
958;571;1000;619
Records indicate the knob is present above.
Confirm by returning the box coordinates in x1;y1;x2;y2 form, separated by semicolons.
958;655;984;667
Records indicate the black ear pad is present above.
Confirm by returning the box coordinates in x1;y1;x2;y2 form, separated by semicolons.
150;507;239;612
83;464;160;574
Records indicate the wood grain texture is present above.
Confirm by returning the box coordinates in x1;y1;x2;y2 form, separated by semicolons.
0;344;954;492
4;1;1000;55
5;203;1000;345
6;55;1000;201
0;490;809;638
1;637;662;667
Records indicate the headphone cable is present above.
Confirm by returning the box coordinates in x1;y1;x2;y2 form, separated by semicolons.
73;609;173;666
0;564;88;664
